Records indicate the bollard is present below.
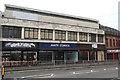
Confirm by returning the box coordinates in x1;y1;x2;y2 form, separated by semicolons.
1;65;5;79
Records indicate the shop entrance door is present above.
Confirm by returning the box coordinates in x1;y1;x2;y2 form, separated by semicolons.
23;51;37;61
55;51;64;60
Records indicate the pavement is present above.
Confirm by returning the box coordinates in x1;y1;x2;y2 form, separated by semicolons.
3;65;120;79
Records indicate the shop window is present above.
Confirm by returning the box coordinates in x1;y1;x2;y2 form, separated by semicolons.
107;53;113;60
79;32;87;42
68;31;77;41
89;33;96;42
41;29;53;40
98;34;103;43
2;26;21;38
24;28;38;39
55;30;66;41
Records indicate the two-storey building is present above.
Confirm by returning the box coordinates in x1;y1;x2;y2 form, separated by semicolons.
0;4;105;62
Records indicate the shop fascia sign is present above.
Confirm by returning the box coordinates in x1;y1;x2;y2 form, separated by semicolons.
92;44;97;48
5;42;36;48
107;50;120;52
40;43;77;48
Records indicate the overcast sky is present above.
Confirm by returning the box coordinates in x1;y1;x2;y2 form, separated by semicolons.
0;0;119;29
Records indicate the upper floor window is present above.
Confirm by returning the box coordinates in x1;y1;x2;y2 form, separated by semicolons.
55;30;66;41
106;38;108;47
89;34;96;42
98;34;103;43
110;39;112;47
24;28;38;39
116;40;118;47
2;26;21;38
113;39;115;47
41;29;53;40
68;31;77;41
79;32;87;42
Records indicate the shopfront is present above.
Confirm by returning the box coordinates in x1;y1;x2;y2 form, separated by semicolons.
39;43;78;62
2;42;38;61
107;50;120;61
78;44;106;61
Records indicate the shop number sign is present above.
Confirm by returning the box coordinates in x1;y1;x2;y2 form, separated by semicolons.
92;44;97;48
5;42;36;48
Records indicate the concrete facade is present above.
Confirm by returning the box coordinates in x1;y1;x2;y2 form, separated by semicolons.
1;4;106;63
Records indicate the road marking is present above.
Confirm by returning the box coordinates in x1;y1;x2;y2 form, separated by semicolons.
91;70;93;72
104;69;106;70
116;67;118;70
21;73;54;78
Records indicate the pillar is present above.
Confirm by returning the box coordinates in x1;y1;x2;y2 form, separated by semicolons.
52;51;55;63
53;30;55;40
21;27;24;39
96;34;98;42
77;32;79;41
66;31;68;41
37;50;39;61
38;29;41;39
88;51;90;61
113;53;114;61
87;33;89;42
21;51;23;61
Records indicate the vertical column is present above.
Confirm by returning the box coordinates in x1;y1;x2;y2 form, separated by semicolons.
88;51;89;61
77;32;79;41
113;53;114;61
21;51;23;61
102;51;105;61
95;51;97;61
96;34;98;42
0;26;2;80
21;27;24;39
37;50;39;61
66;31;68;41
38;29;41;39
52;51;55;63
102;35;105;44
53;30;55;40
87;33;89;42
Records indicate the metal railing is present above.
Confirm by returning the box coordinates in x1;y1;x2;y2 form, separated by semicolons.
2;60;118;67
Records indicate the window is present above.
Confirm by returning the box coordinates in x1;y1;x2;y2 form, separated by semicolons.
116;40;118;47
68;31;77;41
98;34;103;43
106;38;108;47
41;29;53;40
79;32;87;42
113;39;115;47
2;26;21;38
55;30;66;41
119;40;120;47
24;28;38;39
89;34;96;42
110;39;112;47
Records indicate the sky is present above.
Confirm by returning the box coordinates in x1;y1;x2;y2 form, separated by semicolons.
0;0;119;30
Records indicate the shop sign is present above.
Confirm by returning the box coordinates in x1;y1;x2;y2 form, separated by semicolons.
40;43;77;48
92;44;97;48
5;42;36;48
107;50;120;52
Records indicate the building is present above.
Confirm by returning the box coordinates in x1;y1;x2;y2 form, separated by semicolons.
100;25;120;61
0;4;105;63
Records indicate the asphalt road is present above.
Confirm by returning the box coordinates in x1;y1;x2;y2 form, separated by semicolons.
4;65;119;79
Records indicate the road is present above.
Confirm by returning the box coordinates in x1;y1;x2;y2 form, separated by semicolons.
4;65;119;79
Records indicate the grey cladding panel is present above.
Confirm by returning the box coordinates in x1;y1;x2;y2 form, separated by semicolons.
13;11;38;21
